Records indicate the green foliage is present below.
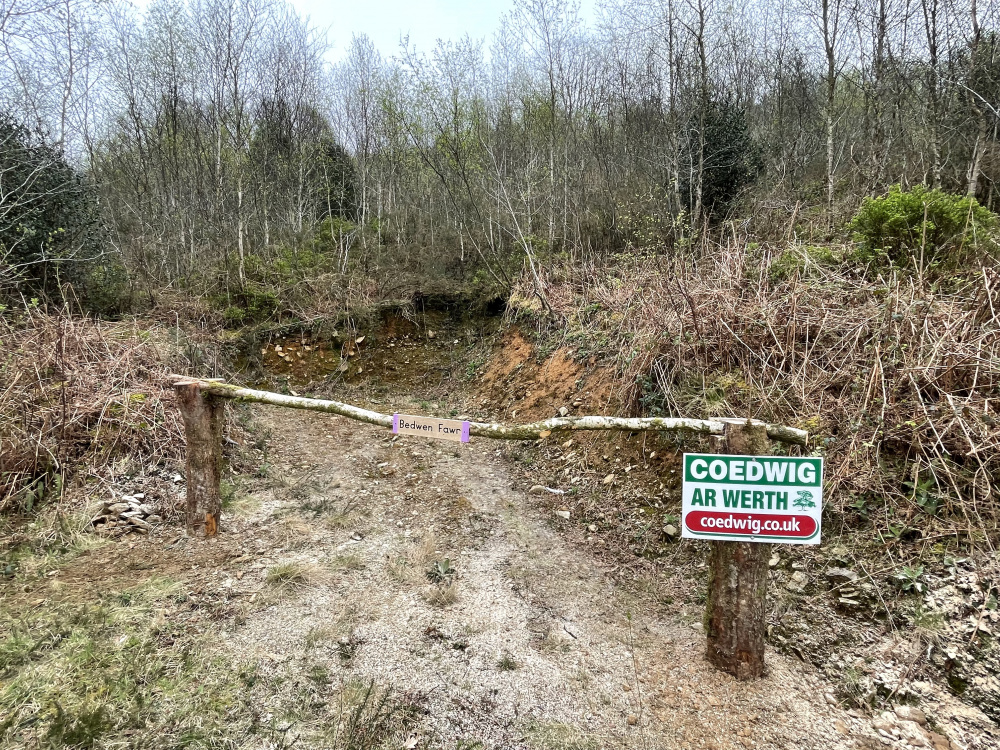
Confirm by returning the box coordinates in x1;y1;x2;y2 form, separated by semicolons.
616;190;688;250
15;474;61;514
893;564;925;594
849;185;999;268
309;216;359;261
427;558;455;583
0;115;105;306
768;245;839;282
681;100;763;218
903;474;943;516
80;258;133;316
216;283;280;327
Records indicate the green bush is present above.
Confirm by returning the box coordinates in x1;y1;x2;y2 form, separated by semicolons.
0;115;104;304
849;185;998;268
80;258;133;316
216;283;280;327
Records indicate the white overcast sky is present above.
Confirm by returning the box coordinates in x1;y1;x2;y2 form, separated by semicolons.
287;0;597;62
125;0;598;63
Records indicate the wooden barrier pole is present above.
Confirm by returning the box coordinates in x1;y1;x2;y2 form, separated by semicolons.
166;375;809;446
174;380;223;537
704;420;771;680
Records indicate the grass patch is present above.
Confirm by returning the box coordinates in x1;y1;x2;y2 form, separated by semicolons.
1;563;419;749
387;533;439;584
497;651;518;671
317;679;424;750
265;560;331;590
332;553;365;571
1;508;107;584
304;624;339;649
422;581;458;607
524;720;600;750
275;515;317;549
222;481;260;517
0;577;255;748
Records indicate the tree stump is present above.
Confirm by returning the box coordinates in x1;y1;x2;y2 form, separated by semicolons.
174;380;223;537
704;420;771;680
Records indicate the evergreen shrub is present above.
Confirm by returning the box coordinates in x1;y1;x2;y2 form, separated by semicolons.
850;185;998;268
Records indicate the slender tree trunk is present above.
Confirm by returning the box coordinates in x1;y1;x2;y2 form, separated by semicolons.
922;0;942;187
822;0;839;218
965;0;985;197
692;0;709;226
237;172;246;283
705;420;771;680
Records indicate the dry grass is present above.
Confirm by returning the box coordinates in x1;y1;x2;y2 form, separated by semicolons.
0;305;256;531
331;552;365;570
0;309;188;511
514;238;1000;541
422;581;458;607
265;560;332;589
525;721;601;750
386;532;439;584
275;515;317;549
304;623;341;648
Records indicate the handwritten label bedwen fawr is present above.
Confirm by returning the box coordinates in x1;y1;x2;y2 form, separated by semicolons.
392;414;471;443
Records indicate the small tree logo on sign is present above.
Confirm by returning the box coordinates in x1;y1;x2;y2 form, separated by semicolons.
681;454;824;545
793;490;816;510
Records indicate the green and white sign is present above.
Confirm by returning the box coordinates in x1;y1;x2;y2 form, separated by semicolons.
681;454;824;545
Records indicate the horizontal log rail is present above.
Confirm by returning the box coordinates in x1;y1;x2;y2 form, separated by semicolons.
169;375;809;445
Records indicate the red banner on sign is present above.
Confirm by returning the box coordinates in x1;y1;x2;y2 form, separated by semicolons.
684;511;817;539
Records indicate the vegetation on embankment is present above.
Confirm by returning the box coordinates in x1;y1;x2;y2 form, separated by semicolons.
504;230;999;545
0;310;184;514
460;195;1000;725
4;184;999;547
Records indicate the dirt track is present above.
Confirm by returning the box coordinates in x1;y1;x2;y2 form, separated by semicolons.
214;402;888;750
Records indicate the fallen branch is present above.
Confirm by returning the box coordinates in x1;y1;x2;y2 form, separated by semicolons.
169;376;809;445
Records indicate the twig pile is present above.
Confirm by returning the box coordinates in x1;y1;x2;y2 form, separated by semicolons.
0;310;186;511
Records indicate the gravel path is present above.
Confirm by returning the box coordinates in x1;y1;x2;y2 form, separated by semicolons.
216;403;895;750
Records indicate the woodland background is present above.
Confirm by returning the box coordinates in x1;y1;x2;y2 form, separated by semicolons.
2;0;998;314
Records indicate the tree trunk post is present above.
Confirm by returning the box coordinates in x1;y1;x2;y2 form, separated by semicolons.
704;420;771;680
174;380;223;537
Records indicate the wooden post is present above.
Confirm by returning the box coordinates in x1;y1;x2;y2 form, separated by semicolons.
704;420;771;680
174;380;223;537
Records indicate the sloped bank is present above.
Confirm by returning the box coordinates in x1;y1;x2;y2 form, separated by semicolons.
459;279;999;747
